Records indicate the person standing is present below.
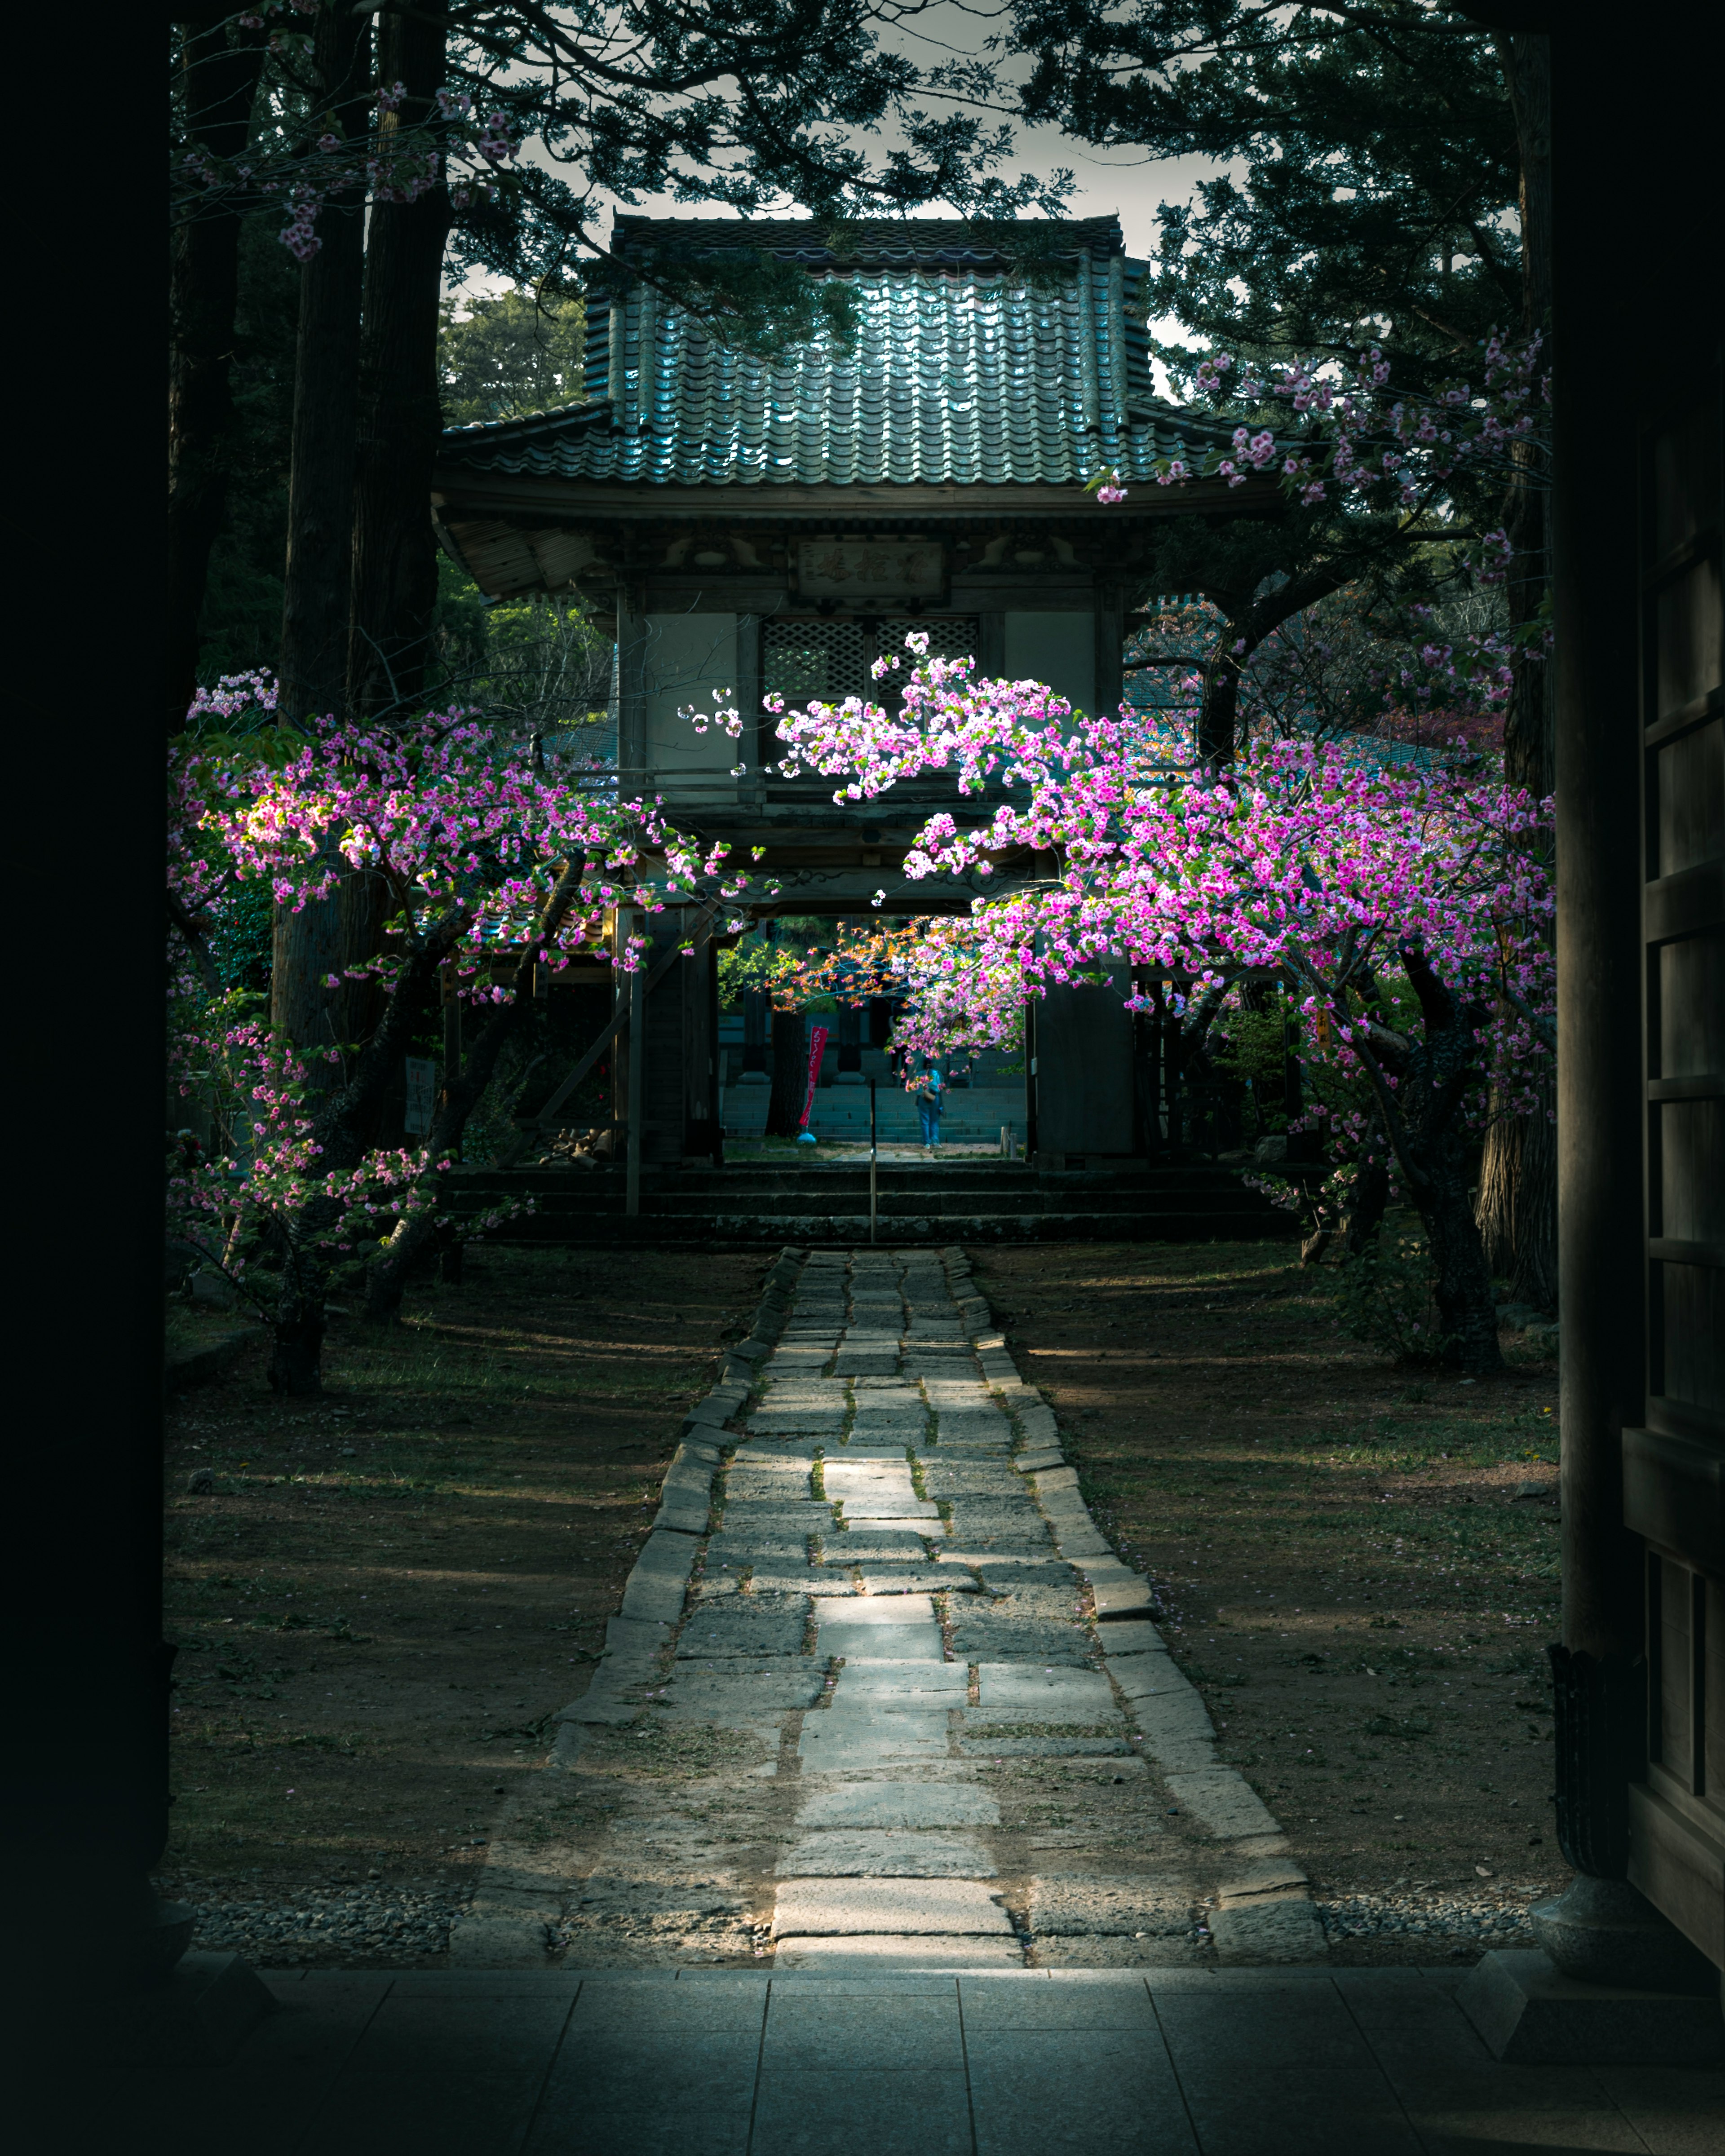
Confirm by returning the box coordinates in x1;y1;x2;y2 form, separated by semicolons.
913;1058;944;1153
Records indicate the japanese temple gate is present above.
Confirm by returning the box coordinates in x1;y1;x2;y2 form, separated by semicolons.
431;215;1269;1165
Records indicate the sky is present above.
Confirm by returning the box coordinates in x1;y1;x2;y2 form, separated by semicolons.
451;0;1227;359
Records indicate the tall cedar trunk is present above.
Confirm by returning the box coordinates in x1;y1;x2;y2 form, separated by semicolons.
279;5;371;720
1380;952;1504;1374
167;19;265;730
271;0;384;1088
1477;30;1557;1302
363;863;585;1321
1421;1115;1506;1373
1477;1076;1560;1307
766;1011;810;1137
347;3;451;718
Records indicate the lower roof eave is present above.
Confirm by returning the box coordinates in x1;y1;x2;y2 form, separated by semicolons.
430;471;1278;525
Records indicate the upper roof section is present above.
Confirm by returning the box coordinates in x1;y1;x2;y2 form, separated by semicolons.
438;215;1223;492
609;212;1131;270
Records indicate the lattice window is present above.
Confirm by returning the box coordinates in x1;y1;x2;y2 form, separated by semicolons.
763;616;981;713
763;619;868;709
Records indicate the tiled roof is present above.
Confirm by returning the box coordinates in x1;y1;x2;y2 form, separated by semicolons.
439;216;1224;492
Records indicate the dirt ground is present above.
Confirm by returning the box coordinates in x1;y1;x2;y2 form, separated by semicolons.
158;1231;1567;1970
970;1240;1569;1960
156;1245;769;1955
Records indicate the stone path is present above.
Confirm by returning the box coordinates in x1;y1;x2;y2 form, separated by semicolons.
451;1246;1324;1971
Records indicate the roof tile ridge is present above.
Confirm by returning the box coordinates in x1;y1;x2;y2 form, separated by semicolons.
439;396;611;444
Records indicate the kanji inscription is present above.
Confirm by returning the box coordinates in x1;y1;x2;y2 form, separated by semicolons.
798;539;944;597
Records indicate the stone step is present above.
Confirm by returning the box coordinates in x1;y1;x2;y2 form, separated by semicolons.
442;1207;1295;1246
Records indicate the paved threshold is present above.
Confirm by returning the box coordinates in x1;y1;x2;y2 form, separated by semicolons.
72;1964;1723;2154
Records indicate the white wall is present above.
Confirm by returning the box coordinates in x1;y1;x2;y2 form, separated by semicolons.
1004;610;1095;718
641;611;739;800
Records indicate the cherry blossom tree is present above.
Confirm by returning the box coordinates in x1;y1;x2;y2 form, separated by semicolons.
1085;329;1548;764
172;672;764;1387
745;633;1552;1372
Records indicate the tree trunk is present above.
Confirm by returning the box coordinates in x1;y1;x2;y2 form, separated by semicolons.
269;1289;327;1396
1477;1105;1522;1277
1199;646;1240;765
270;864;392;1091
1344;1142;1391;1258
766;1010;810;1137
270;11;380;1073
168;19;265;729
1422;1120;1506;1373
1375;950;1504;1375
1477;1068;1562;1307
364;862;585;1321
347;3;452;718
279;4;371;721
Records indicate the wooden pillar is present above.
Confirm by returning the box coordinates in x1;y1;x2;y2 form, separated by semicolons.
1094;583;1124;719
1537;11;1722;1983
736;611;765;793
1550;35;1653;1674
616;582;647;796
626;959;643;1219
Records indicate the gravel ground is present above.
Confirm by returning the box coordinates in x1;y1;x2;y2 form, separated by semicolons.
1318;1884;1545;1952
164;1878;473;1966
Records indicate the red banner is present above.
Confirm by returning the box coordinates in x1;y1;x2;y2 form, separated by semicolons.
800;1025;829;1131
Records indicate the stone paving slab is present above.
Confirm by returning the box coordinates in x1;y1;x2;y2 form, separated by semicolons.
1163;1770;1284;1841
813;1626;944;1662
775;1832;996;1877
772;1935;1027;1970
773;1879;1014;1937
675;1615;807;1657
796;1781;1002;1829
88;1968;1716;2153
959;1736;1136;1758
975;1666;1115;1714
857;1569;980;1595
836;1659;969;1701
798;1711;953;1767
